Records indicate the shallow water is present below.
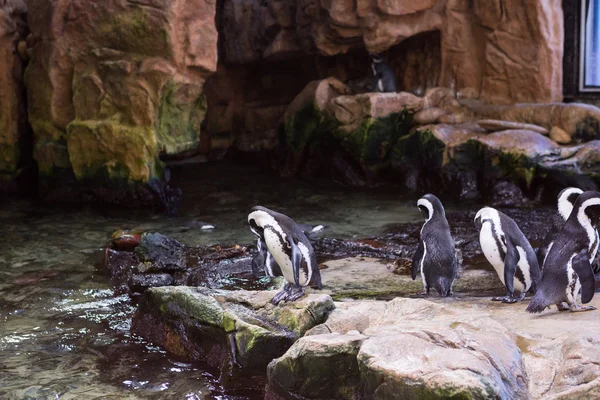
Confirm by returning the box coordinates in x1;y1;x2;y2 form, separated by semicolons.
0;161;433;399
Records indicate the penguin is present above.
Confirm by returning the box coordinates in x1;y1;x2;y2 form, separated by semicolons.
251;237;282;278
411;194;458;297
537;187;583;269
526;191;600;313
474;207;540;303
248;206;322;304
370;54;397;93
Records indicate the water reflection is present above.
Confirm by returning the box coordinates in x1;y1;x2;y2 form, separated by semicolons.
0;161;424;399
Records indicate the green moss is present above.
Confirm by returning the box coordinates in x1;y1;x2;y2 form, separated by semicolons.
66;120;162;185
284;102;339;153
155;82;205;155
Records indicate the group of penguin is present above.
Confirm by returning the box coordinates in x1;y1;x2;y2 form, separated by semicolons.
248;187;600;313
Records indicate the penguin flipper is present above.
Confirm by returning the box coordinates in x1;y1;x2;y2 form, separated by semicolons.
503;242;519;295
572;250;596;304
251;239;267;278
412;241;425;281
290;239;302;287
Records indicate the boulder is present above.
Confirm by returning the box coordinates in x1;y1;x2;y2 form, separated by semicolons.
25;0;217;203
131;287;334;385
267;296;600;399
477;119;549;135
465;101;600;143
549;126;571;144
0;0;28;188
267;298;530;399
413;107;446;125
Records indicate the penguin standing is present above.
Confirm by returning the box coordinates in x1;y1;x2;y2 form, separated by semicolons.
370;54;397;93
248;206;322;304
474;207;540;303
537;187;583;269
526;191;600;313
412;194;457;297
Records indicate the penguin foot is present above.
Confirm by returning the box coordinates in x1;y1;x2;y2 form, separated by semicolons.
492;292;525;303
286;286;306;302
569;304;597;313
271;284;292;305
556;302;570;311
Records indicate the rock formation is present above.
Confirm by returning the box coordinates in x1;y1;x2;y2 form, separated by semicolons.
24;0;217;203
0;0;28;191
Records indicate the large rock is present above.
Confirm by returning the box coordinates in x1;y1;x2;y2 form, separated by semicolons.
267;298;530;399
131;287;334;385
267;296;600;399
390;123;600;198
0;0;28;188
465;101;600;144
25;0;217;202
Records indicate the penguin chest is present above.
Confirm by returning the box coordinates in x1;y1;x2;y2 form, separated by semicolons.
263;228;311;286
480;224;505;280
565;254;582;303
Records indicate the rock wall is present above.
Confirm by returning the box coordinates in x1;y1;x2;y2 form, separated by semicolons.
0;0;28;189
24;0;217;201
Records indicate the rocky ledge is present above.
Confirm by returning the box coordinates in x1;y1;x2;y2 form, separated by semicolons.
281;78;600;199
267;296;600;400
131;287;334;388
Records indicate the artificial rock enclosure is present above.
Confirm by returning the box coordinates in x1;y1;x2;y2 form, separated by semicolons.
3;0;597;207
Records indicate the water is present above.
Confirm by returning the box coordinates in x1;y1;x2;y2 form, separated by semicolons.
0;161;425;399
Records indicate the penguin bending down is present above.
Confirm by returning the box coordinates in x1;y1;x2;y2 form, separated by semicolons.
537;187;583;269
411;194;458;297
370;54;397;93
248;206;322;304
474;207;540;303
251;237;282;278
526;191;600;313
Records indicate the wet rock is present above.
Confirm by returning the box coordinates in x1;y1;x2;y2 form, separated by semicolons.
267;298;530;400
104;234;252;295
491;181;526;207
477;119;549;135
131;287;334;385
134;233;187;272
111;228;142;251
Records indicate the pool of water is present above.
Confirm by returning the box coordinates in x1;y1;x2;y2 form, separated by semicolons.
0;161;432;399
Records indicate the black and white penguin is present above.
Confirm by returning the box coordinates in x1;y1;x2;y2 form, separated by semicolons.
411;194;457;297
474;207;540;303
248;206;322;304
251;237;282;278
526;191;600;313
537;187;583;269
370;54;397;93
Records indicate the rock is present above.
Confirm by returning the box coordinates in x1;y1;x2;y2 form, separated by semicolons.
438;112;467;124
491;181;526;207
131;287;335;384
269;296;600;399
104;233;253;294
465;101;600;143
111;228;142;251
477;119;549;135
25;0;217;202
423;87;455;108
413;107;446;125
319;257;500;300
0;0;28;188
267;298;531;400
549;126;571;144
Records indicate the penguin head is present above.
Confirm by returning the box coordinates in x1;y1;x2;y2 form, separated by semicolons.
417;194;445;222
570;191;600;228
557;187;583;220
248;205;275;239
474;207;495;230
